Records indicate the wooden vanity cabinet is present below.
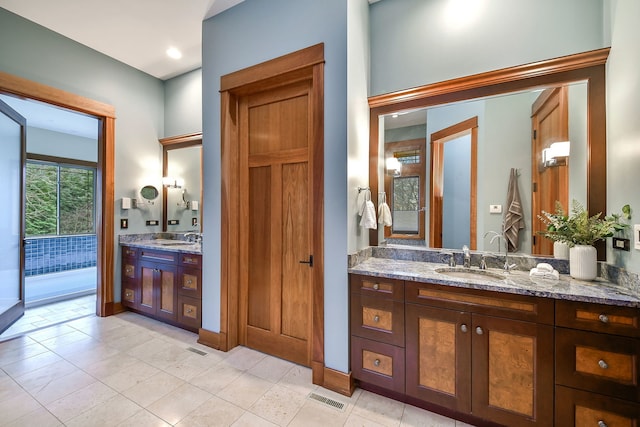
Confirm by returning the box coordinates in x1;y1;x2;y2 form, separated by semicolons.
405;281;554;427
350;274;405;393
121;245;202;332
555;300;640;426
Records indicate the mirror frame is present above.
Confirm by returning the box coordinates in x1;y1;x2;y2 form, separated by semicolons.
159;132;203;232
368;48;610;259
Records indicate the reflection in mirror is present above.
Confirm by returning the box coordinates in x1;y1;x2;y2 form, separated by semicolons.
140;185;159;201
369;48;609;259
160;133;202;232
380;83;586;255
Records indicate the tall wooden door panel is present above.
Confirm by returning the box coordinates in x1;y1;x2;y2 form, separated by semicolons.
531;87;569;255
240;81;313;366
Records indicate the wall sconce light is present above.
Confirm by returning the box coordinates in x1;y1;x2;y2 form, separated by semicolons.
386;157;402;177
162;176;184;188
542;141;570;168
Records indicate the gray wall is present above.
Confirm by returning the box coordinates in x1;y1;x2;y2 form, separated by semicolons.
26;127;98;163
201;0;349;372
369;0;605;96
164;68;202;137
0;7;165;300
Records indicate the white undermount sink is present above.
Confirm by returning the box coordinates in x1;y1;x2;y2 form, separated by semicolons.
435;267;506;282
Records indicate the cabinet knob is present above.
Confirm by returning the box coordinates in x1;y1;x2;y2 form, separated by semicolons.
186;279;193;285
460;324;468;333
186;308;193;313
373;359;381;367
373;315;380;323
475;326;484;335
373;283;380;290
598;421;608;427
598;359;609;369
598;314;609;324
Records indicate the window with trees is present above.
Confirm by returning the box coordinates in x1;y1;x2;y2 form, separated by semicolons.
25;159;96;236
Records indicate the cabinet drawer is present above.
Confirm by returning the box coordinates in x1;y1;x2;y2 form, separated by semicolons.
350;274;404;301
556;386;640;427
556;300;640;338
351;293;404;346
178;267;202;298
405;281;554;324
556;328;640;402
122;285;137;307
351;336;404;393
140;249;178;263
180;253;202;268
122;261;136;280
122;246;137;258
177;295;201;330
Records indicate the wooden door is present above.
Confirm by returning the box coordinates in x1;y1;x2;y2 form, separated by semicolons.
472;314;554;426
405;303;472;413
531;87;569;255
139;260;177;321
238;80;314;366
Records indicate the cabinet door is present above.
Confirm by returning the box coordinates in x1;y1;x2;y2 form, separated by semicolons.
139;260;178;320
405;303;471;413
471;314;553;427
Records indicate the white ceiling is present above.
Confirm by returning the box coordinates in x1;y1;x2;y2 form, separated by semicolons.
0;0;245;81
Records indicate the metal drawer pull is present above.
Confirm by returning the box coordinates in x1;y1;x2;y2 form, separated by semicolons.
186;279;193;285
598;314;609;323
373;359;381;367
373;315;380;323
186;308;193;313
476;326;484;335
598;359;609;369
373;283;380;290
598;421;607;427
460;324;468;333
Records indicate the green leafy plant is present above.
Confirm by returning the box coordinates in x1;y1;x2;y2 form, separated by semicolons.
538;200;630;246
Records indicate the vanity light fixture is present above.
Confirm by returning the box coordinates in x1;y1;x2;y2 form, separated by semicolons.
386;157;402;177
542;141;570;168
162;176;184;188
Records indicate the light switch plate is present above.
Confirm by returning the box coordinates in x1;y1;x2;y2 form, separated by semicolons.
634;224;640;250
489;204;502;214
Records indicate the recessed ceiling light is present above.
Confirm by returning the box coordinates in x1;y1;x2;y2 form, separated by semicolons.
166;47;182;60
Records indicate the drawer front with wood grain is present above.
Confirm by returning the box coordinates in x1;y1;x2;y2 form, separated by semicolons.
350;293;404;346
556;300;640;338
350;274;404;301
180;253;202;268
405;281;554;324
556;328;640;402
177;295;201;330
122;246;137;258
556;386;640;427
351;336;405;393
178;267;202;298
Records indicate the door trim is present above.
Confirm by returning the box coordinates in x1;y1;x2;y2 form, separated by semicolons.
219;44;325;382
430;117;478;250
0;71;115;317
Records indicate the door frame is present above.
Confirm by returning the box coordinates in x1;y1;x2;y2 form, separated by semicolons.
0;71;115;317
430;117;478;250
219;44;327;387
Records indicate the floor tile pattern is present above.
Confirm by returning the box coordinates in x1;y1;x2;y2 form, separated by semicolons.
1;310;476;426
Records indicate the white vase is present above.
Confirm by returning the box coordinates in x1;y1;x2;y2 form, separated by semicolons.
569;245;597;281
553;241;570;260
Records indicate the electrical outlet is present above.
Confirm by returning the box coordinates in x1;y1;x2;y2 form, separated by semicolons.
168;220;179;225
635;225;640;250
120;218;128;229
613;237;630;251
146;220;159;226
489;204;502;214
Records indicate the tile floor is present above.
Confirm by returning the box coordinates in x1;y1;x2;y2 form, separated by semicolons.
0;294;96;341
0;310;476;426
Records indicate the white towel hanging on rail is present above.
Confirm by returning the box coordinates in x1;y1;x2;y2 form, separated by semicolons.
378;192;392;227
359;189;377;229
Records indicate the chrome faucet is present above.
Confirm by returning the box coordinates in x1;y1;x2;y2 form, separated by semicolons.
442;251;456;267
462;245;471;268
484;231;517;273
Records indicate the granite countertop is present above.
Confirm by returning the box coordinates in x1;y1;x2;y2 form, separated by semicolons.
348;256;640;308
120;238;201;255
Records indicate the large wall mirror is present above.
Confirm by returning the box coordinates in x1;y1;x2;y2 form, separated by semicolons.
159;132;202;232
369;48;609;260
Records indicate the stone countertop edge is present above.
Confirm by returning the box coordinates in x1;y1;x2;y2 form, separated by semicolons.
348;257;640;308
119;234;201;255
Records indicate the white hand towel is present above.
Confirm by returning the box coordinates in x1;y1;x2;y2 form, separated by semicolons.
378;201;393;227
360;199;378;229
529;267;560;280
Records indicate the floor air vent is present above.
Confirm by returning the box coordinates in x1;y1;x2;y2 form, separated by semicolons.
186;347;208;356
307;392;346;411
